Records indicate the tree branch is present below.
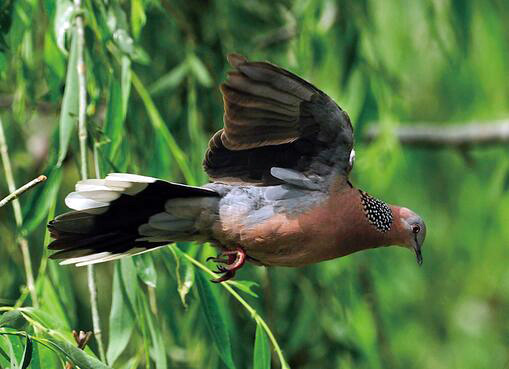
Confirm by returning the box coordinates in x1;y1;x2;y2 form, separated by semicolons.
363;119;509;147
0;175;47;208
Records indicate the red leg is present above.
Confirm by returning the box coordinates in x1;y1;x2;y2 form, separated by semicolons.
208;247;246;283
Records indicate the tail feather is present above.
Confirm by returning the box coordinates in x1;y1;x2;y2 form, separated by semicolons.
48;173;219;265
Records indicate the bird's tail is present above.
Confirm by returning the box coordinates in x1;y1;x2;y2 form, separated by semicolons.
48;173;219;266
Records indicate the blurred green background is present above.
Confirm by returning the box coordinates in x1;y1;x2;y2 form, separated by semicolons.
0;0;508;368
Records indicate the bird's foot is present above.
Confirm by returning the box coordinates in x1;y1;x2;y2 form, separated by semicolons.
207;247;246;283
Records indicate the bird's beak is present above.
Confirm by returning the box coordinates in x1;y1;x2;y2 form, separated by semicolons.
413;235;423;266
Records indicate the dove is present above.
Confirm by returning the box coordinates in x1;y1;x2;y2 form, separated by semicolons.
48;54;426;282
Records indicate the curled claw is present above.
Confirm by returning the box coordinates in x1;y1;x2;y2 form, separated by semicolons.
214;265;228;273
208;247;247;283
207;257;229;264
211;270;235;283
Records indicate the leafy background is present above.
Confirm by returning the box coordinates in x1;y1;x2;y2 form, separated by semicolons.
0;0;508;368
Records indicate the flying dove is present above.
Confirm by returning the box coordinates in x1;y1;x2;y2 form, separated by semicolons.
48;54;426;282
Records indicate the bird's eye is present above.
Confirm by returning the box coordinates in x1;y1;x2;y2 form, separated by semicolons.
412;224;420;234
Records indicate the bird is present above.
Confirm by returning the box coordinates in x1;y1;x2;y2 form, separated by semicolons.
48;53;426;282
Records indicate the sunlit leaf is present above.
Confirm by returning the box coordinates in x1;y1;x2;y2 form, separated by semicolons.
0;337;10;366
6;334;22;368
130;0;146;39
0;311;23;329
113;28;134;55
131;45;150;64
107;4;134;56
195;271;236;369
140;290;167;369
44;31;65;82
228;280;259;298
57;28;79;167
120;258;138;311
187;54;212;87
18;309;60;331
149;61;189;96
177;258;194;307
0;336;12;367
133;253;157;288
103;77;124;160
253;323;271;369
120;56;131;114
106;262;136;366
46;256;78;326
43;336;111;369
165;246;195;308
39;276;71;330
54;0;74;55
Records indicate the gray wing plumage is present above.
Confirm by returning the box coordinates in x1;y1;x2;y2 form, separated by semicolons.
203;53;354;186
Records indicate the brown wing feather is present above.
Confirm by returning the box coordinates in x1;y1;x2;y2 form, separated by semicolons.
203;53;354;185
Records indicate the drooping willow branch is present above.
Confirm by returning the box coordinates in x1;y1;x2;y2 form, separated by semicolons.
73;0;107;363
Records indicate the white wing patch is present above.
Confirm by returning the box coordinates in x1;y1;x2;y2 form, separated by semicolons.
65;173;157;211
65;192;109;211
106;173;158;183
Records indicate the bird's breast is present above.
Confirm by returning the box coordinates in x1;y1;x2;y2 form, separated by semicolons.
214;187;368;267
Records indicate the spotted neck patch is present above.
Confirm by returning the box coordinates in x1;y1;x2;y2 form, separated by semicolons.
359;190;393;232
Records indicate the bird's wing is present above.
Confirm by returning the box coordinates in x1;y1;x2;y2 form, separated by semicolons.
203;53;354;187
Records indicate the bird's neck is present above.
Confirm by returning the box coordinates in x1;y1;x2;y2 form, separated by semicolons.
330;187;406;256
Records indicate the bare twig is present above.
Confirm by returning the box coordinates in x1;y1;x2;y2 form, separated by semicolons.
363;119;509;147
0;175;47;208
0;117;39;307
73;0;107;363
87;267;105;360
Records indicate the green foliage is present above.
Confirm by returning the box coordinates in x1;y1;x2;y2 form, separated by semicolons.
57;28;79;167
106;260;136;366
0;0;509;368
195;270;236;369
253;324;271;369
0;309;111;368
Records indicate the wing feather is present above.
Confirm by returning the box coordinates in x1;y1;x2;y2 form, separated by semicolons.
204;53;354;185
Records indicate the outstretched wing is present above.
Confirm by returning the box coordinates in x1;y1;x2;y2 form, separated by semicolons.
203;53;354;187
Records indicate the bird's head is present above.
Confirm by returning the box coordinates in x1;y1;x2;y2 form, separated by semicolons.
396;207;426;265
